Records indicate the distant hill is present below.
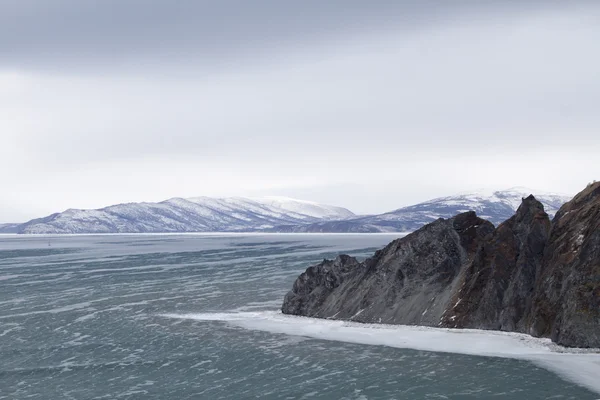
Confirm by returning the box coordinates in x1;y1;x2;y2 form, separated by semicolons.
15;197;355;234
270;188;570;232
0;223;20;233
8;188;570;234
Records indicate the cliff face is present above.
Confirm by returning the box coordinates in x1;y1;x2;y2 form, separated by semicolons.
282;212;495;326
442;195;551;333
529;183;600;347
282;182;600;348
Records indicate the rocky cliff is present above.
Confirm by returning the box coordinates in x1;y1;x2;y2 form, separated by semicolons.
441;195;551;333
529;182;600;347
282;182;600;348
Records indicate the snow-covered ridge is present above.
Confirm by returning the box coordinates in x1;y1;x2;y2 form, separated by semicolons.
12;188;572;234
16;196;356;234
362;187;570;229
426;187;569;217
273;187;572;233
249;196;355;220
0;223;20;233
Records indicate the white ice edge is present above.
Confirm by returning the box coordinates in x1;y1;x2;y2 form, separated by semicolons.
161;311;600;396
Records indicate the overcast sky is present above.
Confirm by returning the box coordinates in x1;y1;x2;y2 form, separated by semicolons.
1;0;599;221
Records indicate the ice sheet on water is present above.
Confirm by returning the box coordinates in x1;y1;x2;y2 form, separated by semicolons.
162;311;600;396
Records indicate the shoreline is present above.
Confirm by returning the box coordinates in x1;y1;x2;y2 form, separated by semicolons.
163;310;600;395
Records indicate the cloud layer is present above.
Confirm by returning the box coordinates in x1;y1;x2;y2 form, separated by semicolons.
1;1;599;220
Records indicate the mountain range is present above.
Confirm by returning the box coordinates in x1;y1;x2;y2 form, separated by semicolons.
272;187;568;233
7;197;354;234
1;188;570;234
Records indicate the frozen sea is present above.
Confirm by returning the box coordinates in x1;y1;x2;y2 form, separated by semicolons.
1;234;599;399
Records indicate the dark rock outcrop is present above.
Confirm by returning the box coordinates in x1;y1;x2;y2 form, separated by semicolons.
282;211;495;325
529;182;600;347
282;182;600;348
443;195;551;332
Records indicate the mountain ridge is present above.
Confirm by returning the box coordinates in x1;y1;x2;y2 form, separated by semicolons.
13;196;355;234
270;188;570;233
5;188;571;234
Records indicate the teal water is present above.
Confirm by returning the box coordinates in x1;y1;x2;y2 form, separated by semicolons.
0;234;597;399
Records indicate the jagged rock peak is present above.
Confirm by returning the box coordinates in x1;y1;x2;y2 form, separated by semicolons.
514;194;547;218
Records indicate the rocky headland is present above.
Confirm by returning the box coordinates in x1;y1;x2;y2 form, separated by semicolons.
282;182;600;348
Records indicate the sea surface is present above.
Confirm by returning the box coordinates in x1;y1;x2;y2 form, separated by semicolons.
0;234;598;399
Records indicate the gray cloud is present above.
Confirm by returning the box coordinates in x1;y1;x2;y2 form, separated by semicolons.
1;0;599;221
0;0;581;70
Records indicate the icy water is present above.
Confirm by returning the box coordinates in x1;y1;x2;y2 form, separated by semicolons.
0;234;598;400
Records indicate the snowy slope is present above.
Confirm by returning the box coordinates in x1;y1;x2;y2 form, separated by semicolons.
270;188;571;233
17;196;355;234
249;196;355;220
370;187;568;228
13;188;570;234
0;223;20;233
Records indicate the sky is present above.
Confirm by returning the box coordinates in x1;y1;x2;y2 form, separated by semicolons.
1;0;599;221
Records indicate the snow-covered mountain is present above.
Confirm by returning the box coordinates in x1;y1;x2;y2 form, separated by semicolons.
0;223;20;233
11;188;571;234
248;196;355;220
16;197;355;234
271;188;571;233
